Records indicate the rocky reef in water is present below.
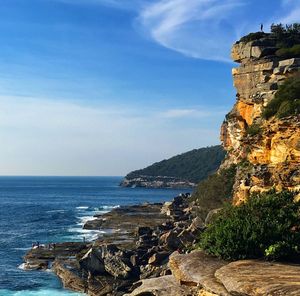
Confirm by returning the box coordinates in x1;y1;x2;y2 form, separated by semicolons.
221;35;300;204
121;175;196;189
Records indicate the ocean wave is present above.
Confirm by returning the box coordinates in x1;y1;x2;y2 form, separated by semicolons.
102;205;120;210
76;216;97;226
67;227;106;241
76;206;89;210
46;210;66;213
14;247;31;251
17;263;26;270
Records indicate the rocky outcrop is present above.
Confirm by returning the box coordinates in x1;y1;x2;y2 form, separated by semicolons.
121;175;196;189
221;36;300;204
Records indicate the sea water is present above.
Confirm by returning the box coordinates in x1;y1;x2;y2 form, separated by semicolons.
0;176;186;295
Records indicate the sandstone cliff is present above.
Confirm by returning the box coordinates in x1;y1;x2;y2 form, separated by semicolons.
221;37;300;204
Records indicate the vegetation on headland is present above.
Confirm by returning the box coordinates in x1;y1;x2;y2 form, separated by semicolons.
125;145;225;184
198;190;300;261
262;75;300;119
240;23;300;48
190;165;236;220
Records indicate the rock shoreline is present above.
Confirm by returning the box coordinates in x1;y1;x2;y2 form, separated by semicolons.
120;175;196;189
23;193;201;295
23;193;300;295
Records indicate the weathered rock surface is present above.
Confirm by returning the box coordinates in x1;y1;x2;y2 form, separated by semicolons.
169;251;229;296
221;36;300;204
53;260;87;293
215;260;300;296
124;275;197;296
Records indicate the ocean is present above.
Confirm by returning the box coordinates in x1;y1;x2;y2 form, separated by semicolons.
0;176;187;296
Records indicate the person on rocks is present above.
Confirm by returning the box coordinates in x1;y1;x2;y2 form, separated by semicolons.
260;23;263;32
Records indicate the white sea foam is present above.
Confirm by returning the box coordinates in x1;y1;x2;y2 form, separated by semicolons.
70;204;119;241
67;227;106;241
46;209;66;213
76;206;89;210
76;216;97;226
14;247;31;251
17;263;26;270
102;205;120;210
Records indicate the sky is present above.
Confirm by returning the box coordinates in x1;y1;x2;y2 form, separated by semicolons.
0;0;299;176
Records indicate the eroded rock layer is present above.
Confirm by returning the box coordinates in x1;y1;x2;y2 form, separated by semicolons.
221;39;300;204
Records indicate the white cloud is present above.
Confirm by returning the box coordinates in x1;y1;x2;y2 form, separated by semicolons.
54;0;143;10
138;0;245;62
160;107;225;119
138;0;300;61
0;96;222;175
278;0;300;24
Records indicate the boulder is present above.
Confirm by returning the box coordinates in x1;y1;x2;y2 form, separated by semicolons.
53;260;86;293
136;226;153;237
124;275;196;296
169;250;229;295
215;260;300;296
159;230;182;250
178;229;196;248
79;248;105;275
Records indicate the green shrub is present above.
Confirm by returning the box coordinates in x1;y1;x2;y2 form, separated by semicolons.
276;44;300;58
199;190;300;261
190;165;236;220
238;23;300;48
246;124;262;136
263;76;300;119
239;32;267;43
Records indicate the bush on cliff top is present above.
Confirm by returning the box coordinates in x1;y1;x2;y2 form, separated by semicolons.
199;190;300;261
239;23;300;48
276;44;300;58
263;75;300;119
190;165;236;220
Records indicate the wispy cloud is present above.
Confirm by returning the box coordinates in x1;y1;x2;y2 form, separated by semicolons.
279;0;300;24
51;0;300;62
0;96;222;175
138;0;300;62
160;107;226;119
54;0;143;10
138;0;245;62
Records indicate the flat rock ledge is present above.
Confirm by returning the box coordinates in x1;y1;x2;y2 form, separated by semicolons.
165;251;300;296
215;260;300;296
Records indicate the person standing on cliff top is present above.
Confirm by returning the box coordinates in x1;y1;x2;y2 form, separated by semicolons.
261;23;264;32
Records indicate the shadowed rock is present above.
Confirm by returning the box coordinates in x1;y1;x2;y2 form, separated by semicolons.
123;275;198;296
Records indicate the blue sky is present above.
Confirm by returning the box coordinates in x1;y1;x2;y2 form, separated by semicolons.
0;0;299;176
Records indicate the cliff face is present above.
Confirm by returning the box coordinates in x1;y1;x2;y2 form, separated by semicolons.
221;39;300;204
